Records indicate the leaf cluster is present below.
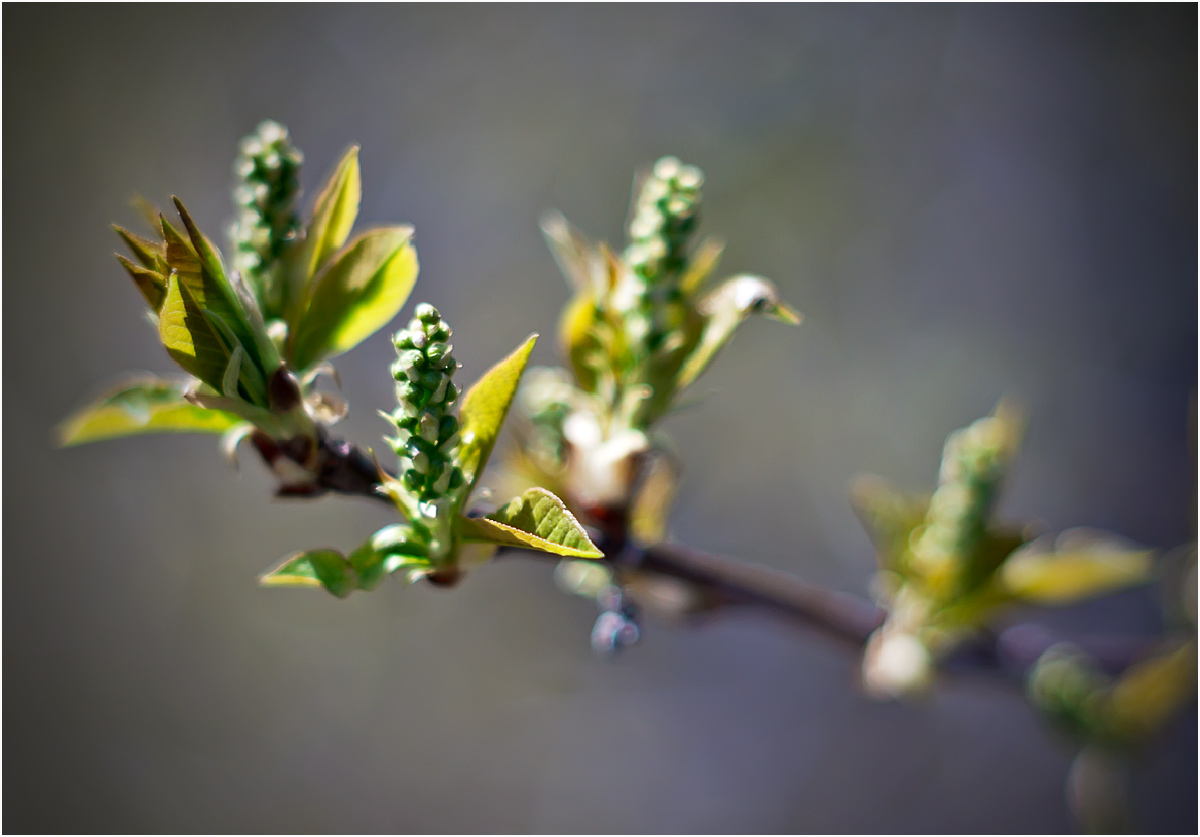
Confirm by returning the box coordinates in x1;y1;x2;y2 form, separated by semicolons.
61;133;417;460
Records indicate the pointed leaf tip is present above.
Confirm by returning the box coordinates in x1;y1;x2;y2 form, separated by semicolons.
459;487;602;559
455;333;538;495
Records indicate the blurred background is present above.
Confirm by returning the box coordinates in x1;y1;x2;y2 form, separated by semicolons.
4;5;1195;832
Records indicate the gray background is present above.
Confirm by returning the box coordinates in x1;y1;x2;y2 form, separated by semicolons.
5;4;1195;833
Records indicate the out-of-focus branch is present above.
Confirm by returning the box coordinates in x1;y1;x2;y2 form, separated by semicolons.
270;436;1159;677
633;541;885;647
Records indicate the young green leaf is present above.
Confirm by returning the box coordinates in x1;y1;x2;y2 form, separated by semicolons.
455;333;538;492
288;227;418;371
294;145;362;293
116;255;167;312
459;487;602;559
173;198;281;376
674;274;801;392
57;376;242;446
113;225;167;273
1000;529;1154;605
158;272;239;392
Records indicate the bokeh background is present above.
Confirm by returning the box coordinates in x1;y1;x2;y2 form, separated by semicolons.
5;5;1196;833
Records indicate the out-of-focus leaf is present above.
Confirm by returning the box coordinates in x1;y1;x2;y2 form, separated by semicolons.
629;452;677;545
159;272;238;392
554;558;614;598
57;376;242;446
455;334;538;494
260;549;355;597
289;226;418;371
1001;529;1154;605
131;195;162;230
558;292;601;393
850;475;929;573
540;211;602;293
675;274;800;392
1106;640;1197;740
293;145;361;308
678;236;725;297
116;255;167;312
459;487;602;559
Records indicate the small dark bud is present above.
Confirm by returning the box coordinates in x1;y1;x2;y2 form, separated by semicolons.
268;367;303;412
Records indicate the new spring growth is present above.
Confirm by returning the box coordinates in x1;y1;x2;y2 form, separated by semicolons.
621;156;704;348
231;120;303;316
387;303;465;505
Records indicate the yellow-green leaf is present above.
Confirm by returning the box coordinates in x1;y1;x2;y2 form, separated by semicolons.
1105;640;1197;740
558;291;602;393
57;376;241;446
158;272;238;392
459;487;603;559
116;255;167;312
1001;529;1154;605
292;145;362;313
675;274;801;392
850;475;929;573
678;236;725;297
628;452;677;545
289;227;418;371
455;333;538;492
173;198;280;376
113;224;167;273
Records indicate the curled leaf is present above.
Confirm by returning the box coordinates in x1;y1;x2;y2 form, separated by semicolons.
459;486;602;559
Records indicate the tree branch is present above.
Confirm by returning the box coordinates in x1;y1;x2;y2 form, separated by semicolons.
272;435;1158;677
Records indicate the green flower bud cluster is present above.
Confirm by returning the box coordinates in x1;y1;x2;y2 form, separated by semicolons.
625;156;703;282
387;304;464;503
621;156;704;350
230;120;303;310
908;412;1012;592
